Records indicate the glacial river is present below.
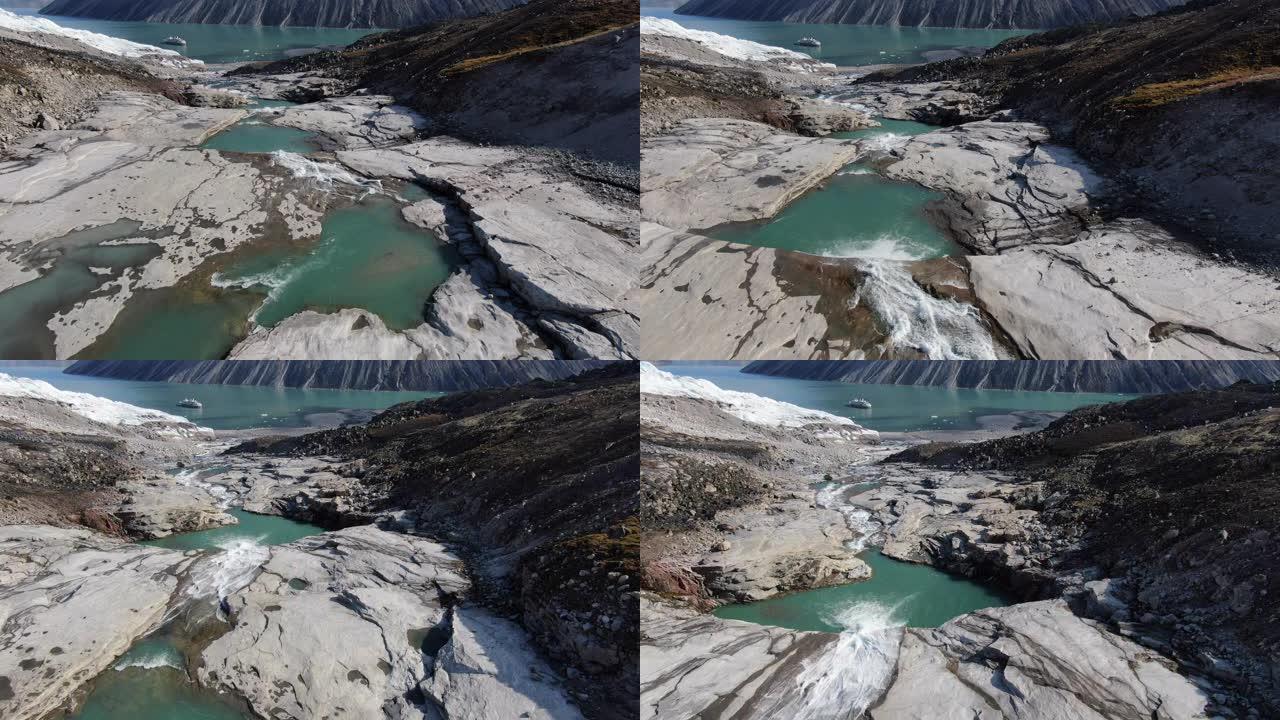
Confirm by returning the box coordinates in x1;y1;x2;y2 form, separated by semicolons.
71;508;326;720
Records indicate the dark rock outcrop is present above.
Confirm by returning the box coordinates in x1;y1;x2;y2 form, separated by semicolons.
869;0;1280;263
39;0;525;29
886;380;1280;715
742;359;1280;393
242;0;639;164
64;359;612;391
0;37;182;151
674;0;1190;29
226;366;639;720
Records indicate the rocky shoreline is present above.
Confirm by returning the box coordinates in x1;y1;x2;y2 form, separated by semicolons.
0;4;639;360
0;367;638;720
637;365;1271;719
636;15;1280;360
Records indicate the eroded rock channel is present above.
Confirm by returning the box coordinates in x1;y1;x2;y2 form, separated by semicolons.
0;362;639;720
638;362;1274;719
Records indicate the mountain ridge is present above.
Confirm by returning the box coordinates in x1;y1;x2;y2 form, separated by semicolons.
38;0;526;28
672;0;1190;29
741;360;1280;393
64;360;619;391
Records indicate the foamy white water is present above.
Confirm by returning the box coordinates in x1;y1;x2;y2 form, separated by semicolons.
860;132;912;155
819;233;933;262
851;259;999;360
750;599;905;719
185;537;269;600
271;151;381;191
114;649;182;671
815;482;883;553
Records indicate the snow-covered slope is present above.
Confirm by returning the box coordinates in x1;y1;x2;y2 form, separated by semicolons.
641;362;877;436
641;16;833;72
0;9;199;66
0;372;212;438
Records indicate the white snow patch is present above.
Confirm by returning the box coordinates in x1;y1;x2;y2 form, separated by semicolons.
0;9;200;67
0;372;213;438
640;362;877;437
641;16;834;72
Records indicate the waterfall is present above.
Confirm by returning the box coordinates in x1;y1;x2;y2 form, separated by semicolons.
270;151;382;192
184;537;270;601
749;599;906;719
851;258;1000;360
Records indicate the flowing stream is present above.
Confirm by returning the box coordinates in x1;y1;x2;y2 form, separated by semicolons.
714;477;1011;719
69;501;325;719
71;98;459;359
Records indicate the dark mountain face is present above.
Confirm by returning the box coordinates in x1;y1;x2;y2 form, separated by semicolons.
38;0;526;28
64;360;618;391
673;0;1190;29
741;360;1280;393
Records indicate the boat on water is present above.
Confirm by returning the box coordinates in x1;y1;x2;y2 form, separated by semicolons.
161;36;187;46
177;398;202;409
846;398;872;409
794;37;821;47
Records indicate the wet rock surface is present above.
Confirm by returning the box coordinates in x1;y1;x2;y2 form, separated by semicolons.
0;525;189;720
223;368;640;719
885;382;1280;716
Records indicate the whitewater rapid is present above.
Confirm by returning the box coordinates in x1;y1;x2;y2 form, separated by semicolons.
185;536;270;601
745;477;905;719
851;259;1000;360
271;151;382;192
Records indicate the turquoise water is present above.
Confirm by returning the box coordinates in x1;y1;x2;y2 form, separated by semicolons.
67;661;243;720
74;193;457;358
660;362;1137;432
642;7;1028;67
19;9;376;64
707;117;951;259
0;222;160;358
218;195;460;331
68;512;324;719
837;118;938;139
707;165;958;260
715;549;1011;631
142;509;323;550
201;100;317;154
0;363;440;430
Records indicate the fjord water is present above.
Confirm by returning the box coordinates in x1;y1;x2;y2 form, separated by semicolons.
3;363;439;430
19;9;374;63
662;362;1136;432
642;7;1027;66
